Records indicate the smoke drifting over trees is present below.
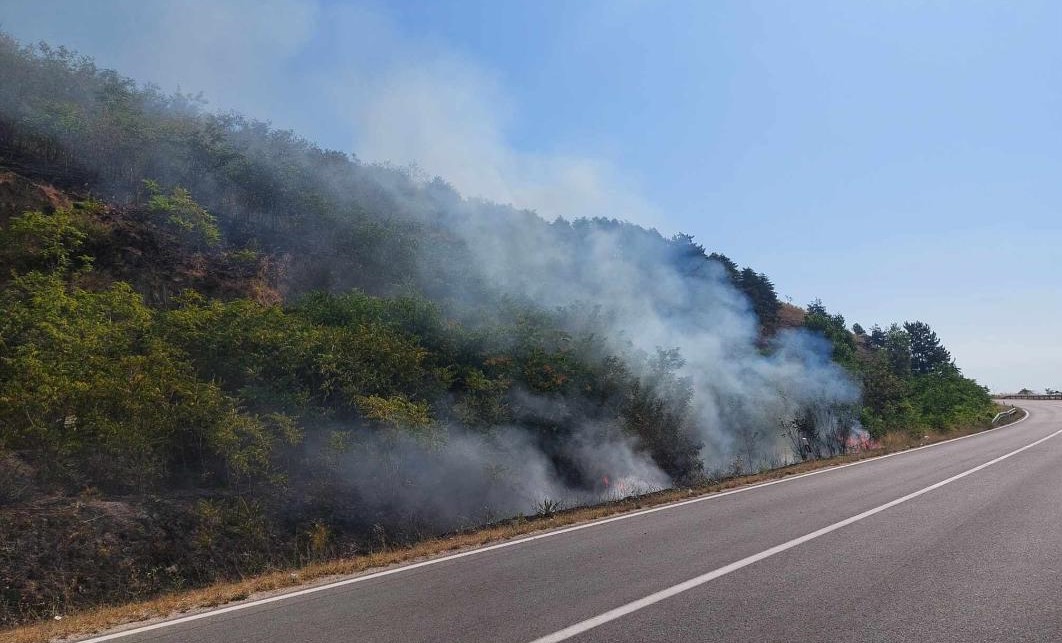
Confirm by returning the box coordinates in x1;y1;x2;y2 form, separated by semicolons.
0;33;856;497
0;34;993;624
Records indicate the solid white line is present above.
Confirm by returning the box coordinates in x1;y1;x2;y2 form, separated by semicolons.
528;422;1062;643
79;408;1032;642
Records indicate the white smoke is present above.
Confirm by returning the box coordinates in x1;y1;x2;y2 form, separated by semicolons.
0;10;861;530
422;201;861;471
0;0;661;227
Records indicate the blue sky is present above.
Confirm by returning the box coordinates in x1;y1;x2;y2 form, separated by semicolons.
2;0;1059;392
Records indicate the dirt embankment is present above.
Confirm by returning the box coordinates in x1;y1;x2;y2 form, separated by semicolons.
0;171;71;224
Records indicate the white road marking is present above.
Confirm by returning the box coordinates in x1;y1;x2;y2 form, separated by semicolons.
79;408;1031;642
529;422;1062;643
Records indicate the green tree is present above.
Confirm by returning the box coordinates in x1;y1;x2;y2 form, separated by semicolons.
0;208;89;272
857;350;914;437
0;272;296;490
909;368;992;430
737;268;781;327
707;252;740;281
904;321;952;375
144;180;221;248
881;324;913;379
622;348;702;482
803;299;857;368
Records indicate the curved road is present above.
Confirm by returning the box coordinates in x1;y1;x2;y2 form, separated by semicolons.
84;400;1062;643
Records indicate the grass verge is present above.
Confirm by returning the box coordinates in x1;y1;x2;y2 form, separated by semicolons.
5;407;1026;643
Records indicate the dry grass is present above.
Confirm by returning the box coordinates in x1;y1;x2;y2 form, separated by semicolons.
4;408;1025;643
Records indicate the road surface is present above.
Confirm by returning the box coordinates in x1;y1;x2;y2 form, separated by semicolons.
83;400;1062;643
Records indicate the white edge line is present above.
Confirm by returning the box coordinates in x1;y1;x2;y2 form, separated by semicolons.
78;407;1031;642
530;420;1062;643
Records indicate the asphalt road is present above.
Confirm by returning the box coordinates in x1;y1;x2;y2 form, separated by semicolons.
85;400;1062;643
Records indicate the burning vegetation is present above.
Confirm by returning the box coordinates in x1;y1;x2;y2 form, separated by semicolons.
0;34;995;627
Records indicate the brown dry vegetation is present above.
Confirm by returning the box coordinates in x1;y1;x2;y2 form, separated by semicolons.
776;302;806;329
0;172;70;225
0;172;284;308
2;406;1025;643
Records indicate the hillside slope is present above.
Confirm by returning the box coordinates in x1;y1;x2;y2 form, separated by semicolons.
0;34;994;627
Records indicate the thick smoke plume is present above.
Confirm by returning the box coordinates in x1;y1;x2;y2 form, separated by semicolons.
0;33;860;534
315;182;860;530
326;419;672;532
